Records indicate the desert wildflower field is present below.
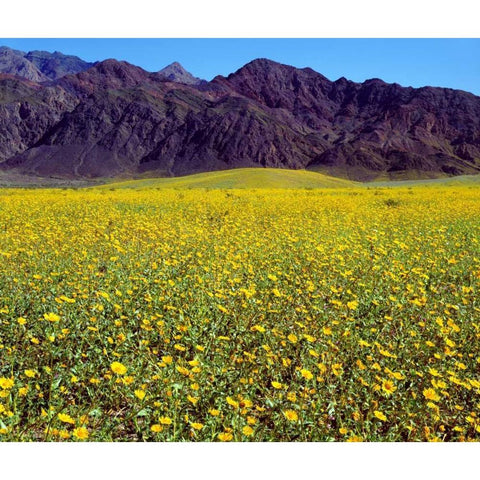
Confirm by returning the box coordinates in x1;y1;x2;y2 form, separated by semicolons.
0;179;480;441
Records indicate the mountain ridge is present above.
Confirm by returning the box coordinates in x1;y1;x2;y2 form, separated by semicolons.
0;46;95;81
0;50;479;181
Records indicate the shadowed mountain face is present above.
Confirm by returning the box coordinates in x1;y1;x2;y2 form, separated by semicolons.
0;54;479;180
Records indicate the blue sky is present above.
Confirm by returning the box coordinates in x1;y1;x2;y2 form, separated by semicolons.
1;38;479;95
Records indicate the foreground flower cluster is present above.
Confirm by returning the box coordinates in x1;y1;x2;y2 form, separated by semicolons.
0;185;479;441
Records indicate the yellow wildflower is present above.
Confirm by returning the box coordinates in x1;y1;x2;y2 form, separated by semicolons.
73;427;89;440
58;413;75;424
226;397;239;409
44;312;60;322
288;333;298;344
110;362;127;375
423;388;440;402
0;378;14;389
382;379;397;396
374;411;387;421
301;369;314;380
134;389;146;400
283;410;298;422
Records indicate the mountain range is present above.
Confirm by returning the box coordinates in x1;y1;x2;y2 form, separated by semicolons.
0;46;479;181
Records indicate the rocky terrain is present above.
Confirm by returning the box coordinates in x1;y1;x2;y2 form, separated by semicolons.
0;46;94;82
0;48;479;181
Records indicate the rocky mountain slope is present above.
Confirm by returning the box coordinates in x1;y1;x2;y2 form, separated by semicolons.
0;51;479;181
24;50;95;80
0;47;48;82
0;46;94;81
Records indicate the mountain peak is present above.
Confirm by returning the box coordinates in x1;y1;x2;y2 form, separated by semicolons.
166;61;184;69
244;57;278;66
25;50;95;80
93;58;144;72
231;58;288;75
0;45;93;81
0;46;48;82
236;58;322;73
212;57;332;109
156;62;203;85
364;77;388;85
223;57;330;86
61;59;150;92
0;46;25;55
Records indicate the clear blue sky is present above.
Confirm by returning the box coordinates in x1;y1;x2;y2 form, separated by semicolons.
1;38;479;95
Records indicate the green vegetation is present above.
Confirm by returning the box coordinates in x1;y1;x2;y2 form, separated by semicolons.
101;168;357;190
